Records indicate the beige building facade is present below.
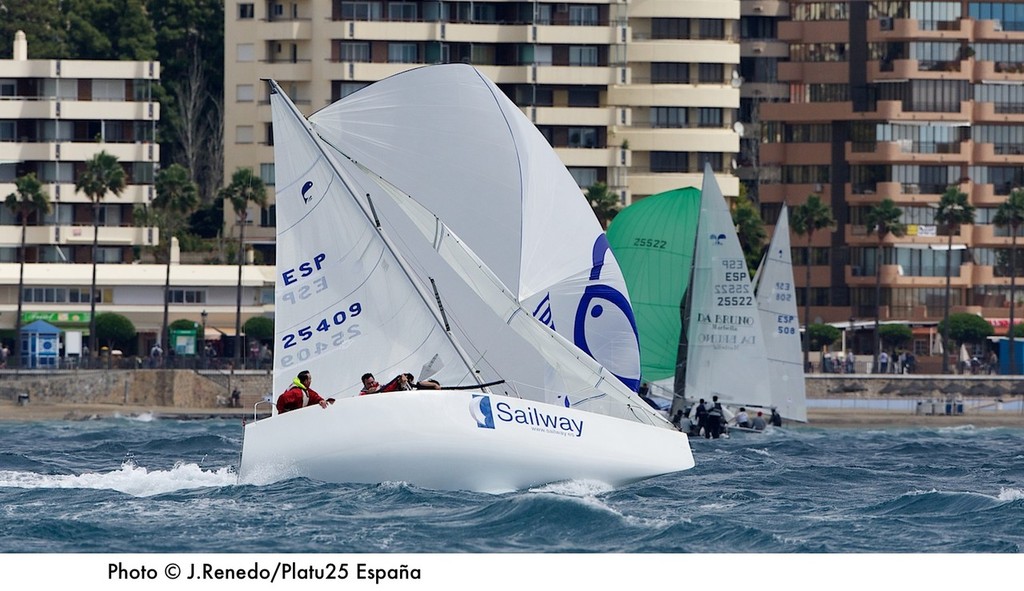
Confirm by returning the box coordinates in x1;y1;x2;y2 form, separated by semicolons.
223;0;743;261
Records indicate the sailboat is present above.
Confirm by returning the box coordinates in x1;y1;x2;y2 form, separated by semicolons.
237;66;694;493
605;187;701;407
607;168;774;434
752;204;808;423
681;166;774;420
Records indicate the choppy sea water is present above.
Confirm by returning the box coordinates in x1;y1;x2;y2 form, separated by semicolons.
0;416;1021;556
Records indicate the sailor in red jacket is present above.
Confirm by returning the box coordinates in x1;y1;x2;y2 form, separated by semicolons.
277;370;333;414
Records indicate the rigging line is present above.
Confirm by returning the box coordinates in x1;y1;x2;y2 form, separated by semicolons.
443;380;505;391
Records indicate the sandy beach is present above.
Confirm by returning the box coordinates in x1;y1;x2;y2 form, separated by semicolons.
2;399;1022;429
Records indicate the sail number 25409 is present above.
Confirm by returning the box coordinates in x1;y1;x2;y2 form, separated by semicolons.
281;302;363;349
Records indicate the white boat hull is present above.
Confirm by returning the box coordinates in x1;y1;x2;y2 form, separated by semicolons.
238;390;694;493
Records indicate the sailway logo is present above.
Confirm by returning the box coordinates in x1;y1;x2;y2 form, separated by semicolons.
470;395;495;429
301;180;314;204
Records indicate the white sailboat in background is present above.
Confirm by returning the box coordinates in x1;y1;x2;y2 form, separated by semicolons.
753;204;808;422
683;166;774;416
237;67;694;493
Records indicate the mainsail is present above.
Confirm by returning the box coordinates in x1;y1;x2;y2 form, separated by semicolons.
269;80;481;400
753;204;808;421
309;64;642;391
684;166;773;409
606;188;701;383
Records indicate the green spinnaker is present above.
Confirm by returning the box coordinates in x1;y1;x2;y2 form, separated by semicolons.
607;187;701;382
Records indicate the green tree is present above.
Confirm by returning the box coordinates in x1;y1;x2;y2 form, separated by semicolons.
586;182;621;230
939;313;994;373
934;185;975;374
63;0;157;60
243;316;274;345
75;151;126;356
0;2;65;58
220;168;267;366
807;323;841;352
732;187;766;274
94;312;137;354
791;194;836;372
865;198;905;373
151;164;199;360
4;173;51;369
878;324;913;357
994;188;1024;374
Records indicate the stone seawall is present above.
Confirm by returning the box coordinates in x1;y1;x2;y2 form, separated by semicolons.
0;371;1019;409
0;369;273;408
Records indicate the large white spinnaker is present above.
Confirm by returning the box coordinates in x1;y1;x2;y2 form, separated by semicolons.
269;80;481;402
754;204;808;421
684;165;773;410
350;163;671;427
310;64;642;392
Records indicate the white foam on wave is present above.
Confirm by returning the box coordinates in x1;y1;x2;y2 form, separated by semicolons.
0;460;236;497
997;487;1024;501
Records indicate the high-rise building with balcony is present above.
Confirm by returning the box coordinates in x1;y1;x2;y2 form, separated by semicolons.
0;31;160;265
759;0;1024;360
224;0;743;263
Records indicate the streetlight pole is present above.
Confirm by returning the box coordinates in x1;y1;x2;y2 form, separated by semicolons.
201;309;208;370
941;209;961;374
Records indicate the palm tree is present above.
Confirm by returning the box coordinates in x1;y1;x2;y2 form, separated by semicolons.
219;168;267;367
790;194;835;372
153;164;200;364
865;198;905;373
4;173;51;369
75;151;126;357
585;181;621;230
994;187;1024;374
934;185;975;374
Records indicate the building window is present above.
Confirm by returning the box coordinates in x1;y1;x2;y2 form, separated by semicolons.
650;151;688;173
388;42;418;63
238;3;254;19
167;289;207;304
698;153;723;172
388;2;417;21
339;42;370;62
236;125;254;144
650;106;686;128
0;121;15;141
339;1;383;21
259;163;275;185
236;84;255;102
651;62;689;84
698;19;725;39
261;204;277;228
696;107;723;128
698;63;724;83
93;79;126;101
651;18;689;40
569;46;599;66
567;167;598;187
569;5;599;26
568;127;598;148
265;122;274;146
567;87;600;107
333;81;370;101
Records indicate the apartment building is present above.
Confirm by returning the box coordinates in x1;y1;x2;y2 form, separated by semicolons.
224;0;743;263
758;0;1024;358
0;32;274;351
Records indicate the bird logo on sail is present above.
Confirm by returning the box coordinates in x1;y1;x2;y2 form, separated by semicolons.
711;233;727;245
470;394;495;429
301;180;314;204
